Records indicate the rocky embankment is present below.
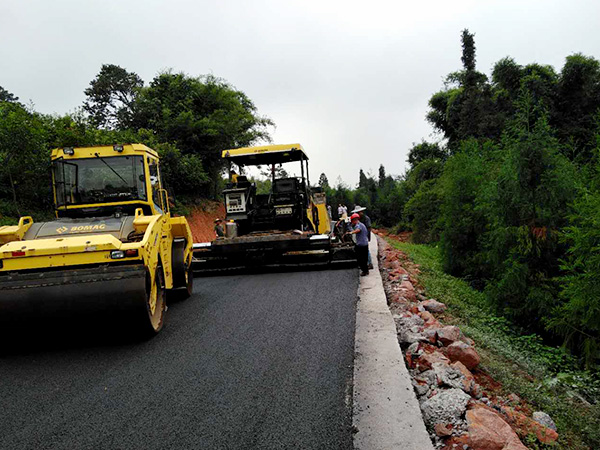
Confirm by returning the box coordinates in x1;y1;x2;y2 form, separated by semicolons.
376;234;558;450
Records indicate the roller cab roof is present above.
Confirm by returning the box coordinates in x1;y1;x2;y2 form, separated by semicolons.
222;144;307;166
51;144;158;160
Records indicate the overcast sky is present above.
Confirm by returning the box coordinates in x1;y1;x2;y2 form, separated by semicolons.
1;0;599;185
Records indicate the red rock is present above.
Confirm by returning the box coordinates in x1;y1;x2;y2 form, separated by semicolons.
419;310;435;322
500;406;559;444
437;325;463;346
442;434;470;450
388;291;402;304
400;280;417;302
417;350;450;371
466;405;528;450
400;279;414;290
418;342;438;353
423;327;439;344
391;265;408;275
405;352;416;369
434;423;454;437
450;360;476;393
419;311;441;328
445;341;481;370
421;299;447;313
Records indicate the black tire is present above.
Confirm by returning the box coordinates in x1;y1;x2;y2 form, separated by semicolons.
171;239;187;288
136;265;166;338
169;239;193;301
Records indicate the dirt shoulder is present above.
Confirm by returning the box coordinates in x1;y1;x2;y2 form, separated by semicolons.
185;201;226;243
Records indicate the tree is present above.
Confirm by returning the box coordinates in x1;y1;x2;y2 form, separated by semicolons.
133;72;273;197
461;29;477;85
0;102;49;215
318;172;329;188
0;86;19;103
438;140;491;279
260;164;288;179
407;141;447;168
554;54;600;162
483;94;576;328
83;64;143;129
552;186;600;367
378;164;386;188
427;30;502;149
405;179;442;244
358;169;368;189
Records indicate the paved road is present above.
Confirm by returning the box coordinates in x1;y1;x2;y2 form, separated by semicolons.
0;268;358;450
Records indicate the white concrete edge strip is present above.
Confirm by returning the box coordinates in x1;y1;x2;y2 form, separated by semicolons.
353;236;434;450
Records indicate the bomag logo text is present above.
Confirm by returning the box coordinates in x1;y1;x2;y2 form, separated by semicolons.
56;224;107;234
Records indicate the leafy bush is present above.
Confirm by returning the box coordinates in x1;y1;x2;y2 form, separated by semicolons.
404;179;442;243
437;140;492;279
551;186;600;367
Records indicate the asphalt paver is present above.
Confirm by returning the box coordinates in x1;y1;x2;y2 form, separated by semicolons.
0;268;358;450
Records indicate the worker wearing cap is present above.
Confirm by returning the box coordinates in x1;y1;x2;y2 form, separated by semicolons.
352;205;373;270
214;218;225;238
348;213;369;276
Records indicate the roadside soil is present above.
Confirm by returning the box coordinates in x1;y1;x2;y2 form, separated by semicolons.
186;201;226;242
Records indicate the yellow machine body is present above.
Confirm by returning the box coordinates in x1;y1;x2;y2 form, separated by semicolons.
221;143;331;234
193;143;355;273
0;144;194;335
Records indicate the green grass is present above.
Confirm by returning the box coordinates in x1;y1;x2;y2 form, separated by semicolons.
386;238;600;450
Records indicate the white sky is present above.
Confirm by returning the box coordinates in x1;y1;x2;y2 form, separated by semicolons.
1;0;599;185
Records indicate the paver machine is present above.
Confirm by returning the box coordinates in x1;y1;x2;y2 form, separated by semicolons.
193;143;355;272
0;144;194;336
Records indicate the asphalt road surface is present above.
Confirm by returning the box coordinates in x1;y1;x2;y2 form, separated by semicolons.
0;268;358;450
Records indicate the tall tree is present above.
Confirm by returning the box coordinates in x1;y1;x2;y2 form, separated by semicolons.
83;64;143;129
461;29;477;85
133;72;273;197
358;169;367;188
318;172;329;188
0;86;19;103
427;30;500;148
407;141;447;168
378;164;386;188
483;93;576;328
554;54;600;162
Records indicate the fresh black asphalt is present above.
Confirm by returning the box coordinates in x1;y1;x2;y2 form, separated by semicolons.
0;268;358;450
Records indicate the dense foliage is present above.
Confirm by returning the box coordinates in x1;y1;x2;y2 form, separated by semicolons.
0;66;272;220
2;32;600;367
320;30;600;367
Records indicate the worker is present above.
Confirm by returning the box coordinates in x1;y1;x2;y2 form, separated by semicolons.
231;170;239;184
352;205;373;270
348;213;369;276
214;218;225;238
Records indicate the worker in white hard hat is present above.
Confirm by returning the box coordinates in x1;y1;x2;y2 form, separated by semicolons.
352;205;373;270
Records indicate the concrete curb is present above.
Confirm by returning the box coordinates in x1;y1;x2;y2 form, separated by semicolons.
353;236;434;450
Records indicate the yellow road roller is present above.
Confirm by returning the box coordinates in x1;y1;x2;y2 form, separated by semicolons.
0;144;193;336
